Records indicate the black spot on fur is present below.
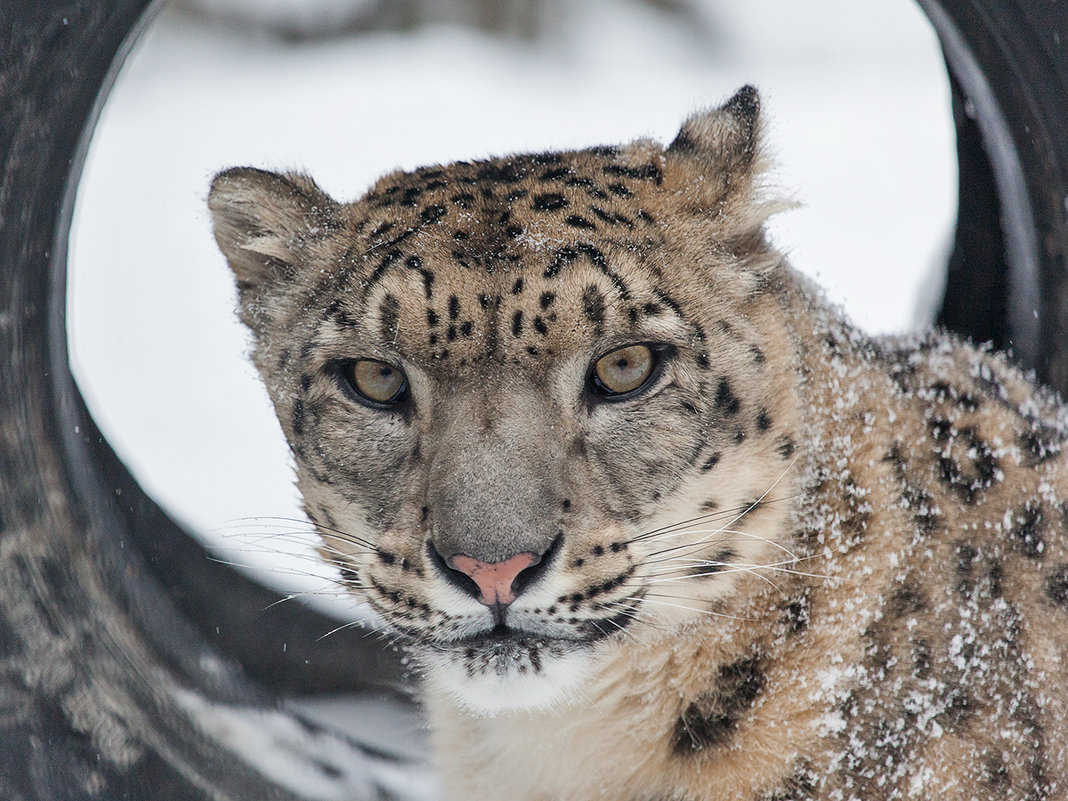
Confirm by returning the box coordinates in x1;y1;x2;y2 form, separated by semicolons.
533;316;548;335
1047;565;1068;607
911;637;932;679
776;435;795;459
511;278;524;295
379;294;400;342
700;453;721;472
684;548;733;580
781;594;810;636
757;409;772;431
954;543;1003;600
478;162;525;184
936;427;1000;504
367;249;401;287
564;175;608;199
511;311;523;337
565;214;595;229
369;220;394;239
671;657;765;755
589;206;635;228
531;193;568;211
696;352;710;369
460;321;473;337
1022;427;1063;465
888;581;927;617
420;203;446;224
602;162;663;184
539;166;570;181
1010;501;1045;558
582;286;606;327
426;308;439;327
900;481;941;538
545;246;577;278
716;378;741;415
448;295;460;320
983;754;1011;791
291;397;304;437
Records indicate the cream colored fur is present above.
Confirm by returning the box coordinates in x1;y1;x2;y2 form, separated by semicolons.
209;87;1068;800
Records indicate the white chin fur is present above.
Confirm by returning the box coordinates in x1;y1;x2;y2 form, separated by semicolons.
421;648;593;716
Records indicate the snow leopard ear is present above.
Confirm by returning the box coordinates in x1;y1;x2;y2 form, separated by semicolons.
208;167;339;294
667;85;762;181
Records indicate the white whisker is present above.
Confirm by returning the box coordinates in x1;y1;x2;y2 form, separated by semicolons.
626;594;755;622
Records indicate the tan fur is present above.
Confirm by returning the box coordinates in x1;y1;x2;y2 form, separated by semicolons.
210;86;1068;800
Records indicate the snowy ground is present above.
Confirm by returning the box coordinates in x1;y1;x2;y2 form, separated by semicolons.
69;0;956;618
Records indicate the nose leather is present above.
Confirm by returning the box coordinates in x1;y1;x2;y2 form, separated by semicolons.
448;553;535;606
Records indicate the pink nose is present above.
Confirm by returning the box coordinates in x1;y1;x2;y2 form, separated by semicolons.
448;552;536;605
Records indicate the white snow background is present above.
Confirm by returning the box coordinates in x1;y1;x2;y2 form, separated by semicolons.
69;0;956;621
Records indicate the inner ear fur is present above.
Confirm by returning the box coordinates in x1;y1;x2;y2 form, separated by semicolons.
667;85;789;269
668;85;761;178
208;166;340;292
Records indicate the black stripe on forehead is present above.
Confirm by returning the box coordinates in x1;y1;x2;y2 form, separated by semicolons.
378;294;400;342
652;287;705;343
544;242;632;301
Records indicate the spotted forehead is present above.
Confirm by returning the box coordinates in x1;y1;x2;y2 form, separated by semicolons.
318;147;691;366
329;242;693;372
346;147;666;279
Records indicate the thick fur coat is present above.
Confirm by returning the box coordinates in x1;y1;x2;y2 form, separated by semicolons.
209;87;1068;800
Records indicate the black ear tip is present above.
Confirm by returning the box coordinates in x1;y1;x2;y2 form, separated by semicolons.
723;85;759;121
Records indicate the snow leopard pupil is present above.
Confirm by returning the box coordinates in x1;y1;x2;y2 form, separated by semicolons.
592;344;655;396
350;359;407;405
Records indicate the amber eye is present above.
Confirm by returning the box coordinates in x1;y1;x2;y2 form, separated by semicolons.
345;359;408;407
588;344;659;399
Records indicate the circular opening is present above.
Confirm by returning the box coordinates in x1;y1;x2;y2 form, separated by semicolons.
68;0;956;619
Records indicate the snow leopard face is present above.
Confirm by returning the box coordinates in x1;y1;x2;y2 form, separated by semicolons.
209;88;800;712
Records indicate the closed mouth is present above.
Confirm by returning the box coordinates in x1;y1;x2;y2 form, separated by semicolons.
440;605;637;651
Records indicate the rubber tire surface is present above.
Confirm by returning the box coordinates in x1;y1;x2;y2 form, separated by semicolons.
928;0;1068;391
0;2;409;799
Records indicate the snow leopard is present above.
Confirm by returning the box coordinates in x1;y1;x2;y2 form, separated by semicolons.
208;86;1068;800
